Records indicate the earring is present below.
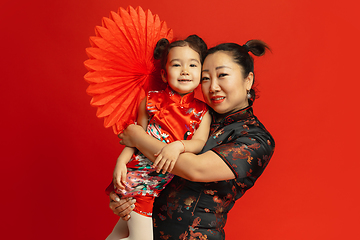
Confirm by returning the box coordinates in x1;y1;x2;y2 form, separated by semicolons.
247;90;251;99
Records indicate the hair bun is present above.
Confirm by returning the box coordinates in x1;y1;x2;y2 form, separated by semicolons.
154;38;170;59
245;40;270;56
185;35;207;62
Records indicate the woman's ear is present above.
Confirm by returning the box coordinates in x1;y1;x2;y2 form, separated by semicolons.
245;72;254;91
161;69;167;83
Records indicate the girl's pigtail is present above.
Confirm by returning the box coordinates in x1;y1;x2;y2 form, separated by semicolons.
185;35;208;63
154;38;170;60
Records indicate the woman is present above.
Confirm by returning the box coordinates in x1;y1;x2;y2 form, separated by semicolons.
110;40;275;239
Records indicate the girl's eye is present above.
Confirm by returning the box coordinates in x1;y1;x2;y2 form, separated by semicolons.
190;64;197;67
172;64;181;67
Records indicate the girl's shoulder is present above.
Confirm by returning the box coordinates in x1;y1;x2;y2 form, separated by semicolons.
192;98;208;110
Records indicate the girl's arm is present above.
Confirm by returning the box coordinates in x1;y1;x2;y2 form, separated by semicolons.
136;98;149;131
179;111;212;153
153;111;212;173
113;98;149;189
119;124;235;182
113;147;136;189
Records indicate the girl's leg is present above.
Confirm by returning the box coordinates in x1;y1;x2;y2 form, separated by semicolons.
105;218;129;240
127;211;153;240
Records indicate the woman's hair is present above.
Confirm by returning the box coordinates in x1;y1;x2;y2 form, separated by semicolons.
154;35;208;69
206;40;270;101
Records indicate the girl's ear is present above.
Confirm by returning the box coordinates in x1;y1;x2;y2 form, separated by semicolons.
245;72;254;91
161;69;167;83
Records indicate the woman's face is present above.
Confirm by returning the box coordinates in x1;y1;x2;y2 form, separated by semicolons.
201;51;253;116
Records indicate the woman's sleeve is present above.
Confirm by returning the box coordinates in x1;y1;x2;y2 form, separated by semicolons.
211;132;275;180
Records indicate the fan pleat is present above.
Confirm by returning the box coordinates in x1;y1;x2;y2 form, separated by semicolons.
84;6;173;134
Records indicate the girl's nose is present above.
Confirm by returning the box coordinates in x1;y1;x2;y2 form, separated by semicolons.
181;68;189;75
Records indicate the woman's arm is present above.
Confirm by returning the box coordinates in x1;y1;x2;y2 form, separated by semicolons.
173;151;235;182
119;124;235;182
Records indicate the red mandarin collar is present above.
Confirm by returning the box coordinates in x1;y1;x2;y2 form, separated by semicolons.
165;86;195;105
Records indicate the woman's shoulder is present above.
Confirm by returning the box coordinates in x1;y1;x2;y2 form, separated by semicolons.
226;118;275;164
250;116;274;142
211;114;275;152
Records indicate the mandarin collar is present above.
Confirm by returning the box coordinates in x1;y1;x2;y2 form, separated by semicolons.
165;86;195;105
211;101;254;126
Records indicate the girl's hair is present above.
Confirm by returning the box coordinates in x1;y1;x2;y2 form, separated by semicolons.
154;35;208;69
206;40;270;101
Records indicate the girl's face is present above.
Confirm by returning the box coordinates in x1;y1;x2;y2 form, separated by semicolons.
161;46;201;96
201;51;253;116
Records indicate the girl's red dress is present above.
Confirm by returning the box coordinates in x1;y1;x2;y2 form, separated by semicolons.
113;86;208;216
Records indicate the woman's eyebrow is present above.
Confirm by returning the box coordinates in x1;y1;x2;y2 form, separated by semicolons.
216;66;231;70
202;66;230;72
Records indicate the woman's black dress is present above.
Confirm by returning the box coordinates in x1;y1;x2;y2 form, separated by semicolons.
153;104;275;239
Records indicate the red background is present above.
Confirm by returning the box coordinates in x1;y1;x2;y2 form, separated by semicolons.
1;0;359;239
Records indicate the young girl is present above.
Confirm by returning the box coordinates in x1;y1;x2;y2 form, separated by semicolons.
106;35;211;240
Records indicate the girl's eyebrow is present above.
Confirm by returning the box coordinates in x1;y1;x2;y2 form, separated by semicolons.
191;58;200;63
169;58;200;63
169;59;180;63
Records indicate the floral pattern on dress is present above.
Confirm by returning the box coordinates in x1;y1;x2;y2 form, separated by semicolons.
153;103;275;239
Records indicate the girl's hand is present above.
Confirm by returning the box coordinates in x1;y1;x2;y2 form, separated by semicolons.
153;141;184;174
113;163;127;190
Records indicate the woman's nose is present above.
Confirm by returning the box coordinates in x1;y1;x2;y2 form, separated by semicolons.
209;80;220;92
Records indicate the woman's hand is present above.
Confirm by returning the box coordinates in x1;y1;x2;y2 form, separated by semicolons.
118;124;145;148
109;191;136;220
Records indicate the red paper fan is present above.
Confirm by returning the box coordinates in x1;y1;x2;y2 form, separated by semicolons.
84;6;173;134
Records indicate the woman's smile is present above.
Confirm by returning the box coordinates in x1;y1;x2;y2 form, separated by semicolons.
210;96;225;104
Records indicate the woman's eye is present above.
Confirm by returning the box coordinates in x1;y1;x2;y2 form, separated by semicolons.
201;77;209;81
219;73;228;78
